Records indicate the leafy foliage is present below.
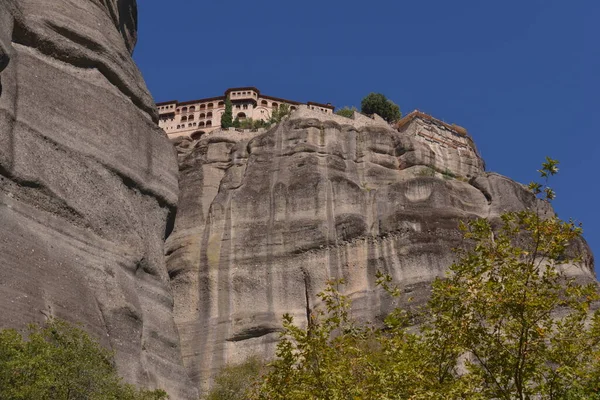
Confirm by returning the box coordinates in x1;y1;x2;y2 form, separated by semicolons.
360;93;402;123
203;356;264;400
425;157;600;399
220;97;233;129
246;157;600;399
232;117;270;130
268;104;291;125
0;319;168;400
334;106;356;118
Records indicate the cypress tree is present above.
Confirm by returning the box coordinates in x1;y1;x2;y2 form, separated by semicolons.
221;97;233;128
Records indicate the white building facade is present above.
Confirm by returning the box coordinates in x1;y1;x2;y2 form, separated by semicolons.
157;87;335;139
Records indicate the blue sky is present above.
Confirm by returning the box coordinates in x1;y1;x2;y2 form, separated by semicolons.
134;0;600;273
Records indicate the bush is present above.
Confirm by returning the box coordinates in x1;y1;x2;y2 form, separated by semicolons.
416;166;436;177
334;107;356;118
269;104;291;125
441;168;456;179
232;118;270;130
203;356;264;400
360;93;401;123
0;319;168;400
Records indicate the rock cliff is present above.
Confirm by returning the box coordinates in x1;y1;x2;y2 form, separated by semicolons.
167;107;595;390
0;1;196;398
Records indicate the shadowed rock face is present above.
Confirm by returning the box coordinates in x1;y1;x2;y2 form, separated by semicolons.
167;111;595;391
0;1;197;398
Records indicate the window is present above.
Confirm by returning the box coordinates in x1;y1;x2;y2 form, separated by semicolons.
291;106;297;111
189;106;195;111
200;104;206;110
218;101;225;107
206;121;212;127
199;122;205;127
188;115;195;121
177;125;180;129
237;112;246;119
236;105;241;109
182;107;188;112
181;116;188;121
207;112;213;118
193;122;197;126
188;123;193;127
261;100;268;106
207;103;214;109
272;102;278;108
243;104;248;110
200;113;206;119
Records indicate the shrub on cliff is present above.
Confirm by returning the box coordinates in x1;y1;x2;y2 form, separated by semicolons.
0;318;168;400
360;93;401;123
334;106;356;118
249;158;600;399
232;117;270;130
203;356;264;400
269;104;291;125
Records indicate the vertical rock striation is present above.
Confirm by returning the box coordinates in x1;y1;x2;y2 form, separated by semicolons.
0;1;196;398
167;107;595;391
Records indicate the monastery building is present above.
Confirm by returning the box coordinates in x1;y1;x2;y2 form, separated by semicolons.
156;87;335;138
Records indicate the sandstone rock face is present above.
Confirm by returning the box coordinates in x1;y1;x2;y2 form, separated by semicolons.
167;107;595;390
0;1;196;398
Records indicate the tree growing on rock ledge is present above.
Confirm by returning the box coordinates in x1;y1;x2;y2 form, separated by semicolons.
360;92;402;123
269;103;291;125
334;106;357;118
221;97;233;129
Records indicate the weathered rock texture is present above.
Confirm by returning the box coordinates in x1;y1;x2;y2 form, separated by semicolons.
167;106;595;391
0;1;196;398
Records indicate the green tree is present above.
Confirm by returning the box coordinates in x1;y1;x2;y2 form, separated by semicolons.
251;279;463;400
334;106;356;118
268;104;291;125
0;318;169;400
426;157;600;399
360;93;401;123
221;97;233;129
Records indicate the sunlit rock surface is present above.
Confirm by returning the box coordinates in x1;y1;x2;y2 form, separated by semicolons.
0;1;196;398
167;107;595;390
